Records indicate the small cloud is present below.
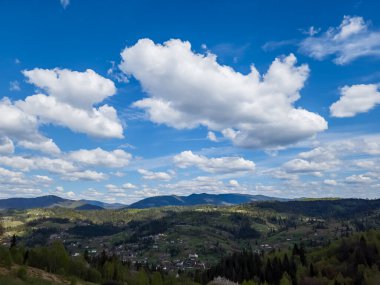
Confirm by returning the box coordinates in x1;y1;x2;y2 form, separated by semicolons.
174;150;255;174
300;16;380;64
14;58;21;64
330;84;380;117
55;186;64;193
61;170;107;182
113;171;125;177
119;143;136;149
9;81;21;91
34;175;53;185
60;0;70;8
207;131;218;142
122;183;136;189
324;179;337;186
138;168;172;181
108;61;129;83
229;179;240;187
53;186;76;199
345;174;373;184
209;42;250;63
300;26;321;36
0;137;14;154
262;39;298;52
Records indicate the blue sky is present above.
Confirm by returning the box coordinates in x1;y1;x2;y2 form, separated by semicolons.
0;0;380;203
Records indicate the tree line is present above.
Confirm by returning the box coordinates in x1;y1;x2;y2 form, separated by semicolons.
0;235;198;285
199;230;380;285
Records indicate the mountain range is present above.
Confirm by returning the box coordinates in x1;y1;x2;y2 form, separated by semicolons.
0;193;287;210
127;193;287;208
0;195;118;210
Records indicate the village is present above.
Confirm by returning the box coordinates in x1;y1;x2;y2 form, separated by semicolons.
50;231;207;273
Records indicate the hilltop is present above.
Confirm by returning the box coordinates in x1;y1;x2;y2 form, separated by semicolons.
127;193;287;209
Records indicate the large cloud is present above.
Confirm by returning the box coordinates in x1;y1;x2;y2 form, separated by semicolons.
120;39;327;149
330;84;380;117
18;68;123;138
173;150;255;174
300;16;380;64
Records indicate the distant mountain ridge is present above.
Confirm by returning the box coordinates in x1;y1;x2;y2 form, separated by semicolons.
0;195;123;210
0;193;288;210
127;193;288;209
0;195;67;210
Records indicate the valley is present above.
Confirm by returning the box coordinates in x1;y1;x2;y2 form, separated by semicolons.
1;198;380;284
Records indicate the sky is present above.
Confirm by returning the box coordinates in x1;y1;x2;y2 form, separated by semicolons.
0;0;380;204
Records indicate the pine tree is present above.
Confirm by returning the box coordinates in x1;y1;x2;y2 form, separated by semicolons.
292;244;299;256
10;234;17;248
299;243;306;266
279;272;292;285
309;262;315;277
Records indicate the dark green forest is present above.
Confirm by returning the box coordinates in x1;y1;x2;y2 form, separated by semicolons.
202;230;380;285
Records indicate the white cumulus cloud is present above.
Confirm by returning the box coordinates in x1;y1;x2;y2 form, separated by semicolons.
69;147;132;168
138;168;172;181
106;182;137;193
18;139;60;155
174;150;255;174
283;158;333;173
345;174;373;184
119;39;327;149
61;170;107;182
22;68;116;109
330;84;380;117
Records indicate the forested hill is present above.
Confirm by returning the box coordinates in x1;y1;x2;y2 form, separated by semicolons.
256;198;380;218
204;230;380;285
0;195;67;209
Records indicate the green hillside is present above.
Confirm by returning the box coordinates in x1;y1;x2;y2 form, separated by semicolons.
0;199;379;284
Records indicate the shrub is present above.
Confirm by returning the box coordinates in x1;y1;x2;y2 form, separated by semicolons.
16;266;28;281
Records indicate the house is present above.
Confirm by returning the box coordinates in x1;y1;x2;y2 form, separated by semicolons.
189;253;198;259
